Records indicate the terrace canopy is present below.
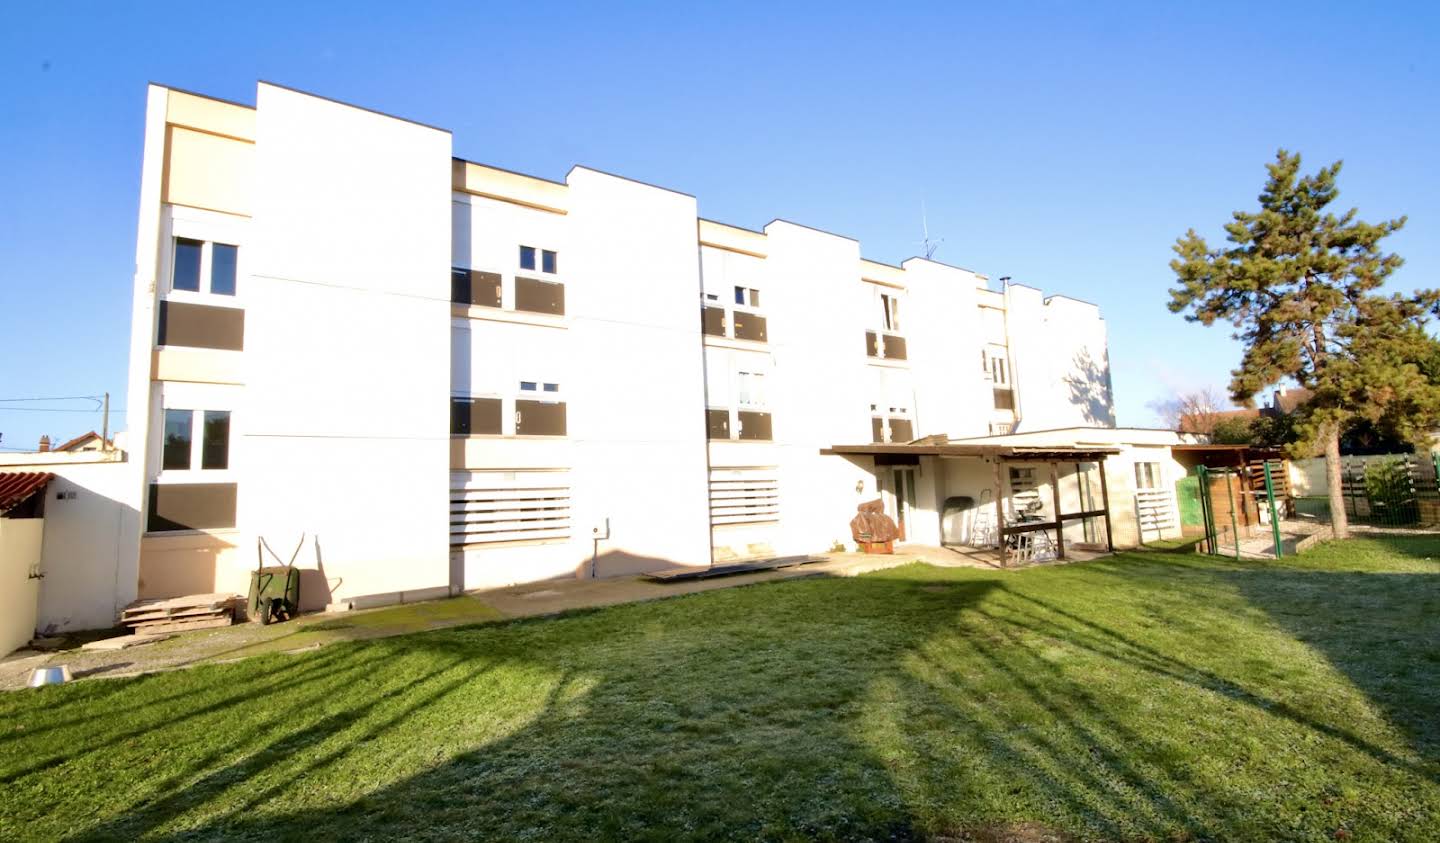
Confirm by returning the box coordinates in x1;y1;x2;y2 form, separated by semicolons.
820;442;1121;566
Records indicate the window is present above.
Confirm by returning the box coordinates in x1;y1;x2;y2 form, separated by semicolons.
990;355;1008;385
993;387;1015;411
173;238;203;292
161;408;231;472
865;331;906;360
211;244;238;296
163;409;193;470
1135;462;1162;490
519;245;536;270
542;250;558;274
881;293;900;332
201;411;230;470
734;286;760;307
171;237;237;296
736;372;765;408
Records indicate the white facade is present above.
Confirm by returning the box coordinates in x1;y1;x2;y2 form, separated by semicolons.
114;80;1122;609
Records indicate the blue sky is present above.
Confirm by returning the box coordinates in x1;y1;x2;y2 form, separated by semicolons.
1;2;1436;450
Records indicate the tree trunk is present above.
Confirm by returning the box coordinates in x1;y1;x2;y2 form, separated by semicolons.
1324;424;1349;539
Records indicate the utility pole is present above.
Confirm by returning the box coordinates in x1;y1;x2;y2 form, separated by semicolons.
101;392;110;452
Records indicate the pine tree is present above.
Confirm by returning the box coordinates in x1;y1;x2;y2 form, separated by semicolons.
1168;150;1440;538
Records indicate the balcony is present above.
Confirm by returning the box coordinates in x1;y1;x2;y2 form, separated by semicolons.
707;408;773;441
702;305;768;344
865;330;906;361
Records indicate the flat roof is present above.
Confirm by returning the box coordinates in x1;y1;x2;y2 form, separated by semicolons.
821;443;1121;460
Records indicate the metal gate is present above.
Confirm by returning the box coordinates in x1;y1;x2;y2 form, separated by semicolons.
1195;463;1285;559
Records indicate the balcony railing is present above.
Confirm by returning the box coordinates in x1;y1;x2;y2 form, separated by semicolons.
865;330;906;361
702;305;768;343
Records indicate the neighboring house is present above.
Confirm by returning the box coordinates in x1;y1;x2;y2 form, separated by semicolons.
1178;387;1312;433
52;431;111;453
94;80;1125;612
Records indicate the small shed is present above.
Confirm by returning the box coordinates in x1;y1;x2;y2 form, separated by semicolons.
1;472;53;655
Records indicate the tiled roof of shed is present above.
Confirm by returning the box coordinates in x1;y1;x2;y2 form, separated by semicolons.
0;472;54;514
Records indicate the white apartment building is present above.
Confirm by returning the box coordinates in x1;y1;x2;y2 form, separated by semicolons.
113;81;1132;612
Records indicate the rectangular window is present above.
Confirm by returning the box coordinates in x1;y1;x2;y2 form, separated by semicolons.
991;356;1008;385
172;237;203;292
147;482;237;533
163;409;193;470
1135;462;1162;490
515;276;565;316
888;418;914;442
542;249;558;274
882;335;907;360
993;387;1015;411
210;244;238;296
519;245;537;270
881;293;900;332
451;397;503;435
736;372;765;408
734;286;746;305
871;417;885;443
200;411;230;470
866;330;880;358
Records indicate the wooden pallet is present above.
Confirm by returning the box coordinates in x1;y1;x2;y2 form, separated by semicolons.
121;593;240;634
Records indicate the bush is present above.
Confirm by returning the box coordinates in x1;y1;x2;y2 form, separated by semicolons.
1364;457;1419;525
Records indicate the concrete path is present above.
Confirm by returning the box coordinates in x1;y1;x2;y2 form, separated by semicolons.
0;546;1012;691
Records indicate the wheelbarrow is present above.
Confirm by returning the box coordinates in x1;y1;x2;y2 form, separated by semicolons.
248;535;303;624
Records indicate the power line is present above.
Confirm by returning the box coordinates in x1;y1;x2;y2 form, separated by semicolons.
0;395;106;404
0;407;125;413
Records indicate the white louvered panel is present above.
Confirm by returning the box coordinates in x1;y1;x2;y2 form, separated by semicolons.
1135;488;1177;531
450;471;571;546
708;469;780;526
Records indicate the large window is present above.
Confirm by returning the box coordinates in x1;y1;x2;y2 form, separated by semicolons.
865;287;907;360
150;405;235;533
161;409;231;471
709;368;772;442
170;237;238;297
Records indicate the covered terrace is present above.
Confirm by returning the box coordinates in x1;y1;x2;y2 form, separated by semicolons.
820;442;1120;567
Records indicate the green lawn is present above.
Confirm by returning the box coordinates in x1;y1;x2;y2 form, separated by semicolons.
3;537;1438;842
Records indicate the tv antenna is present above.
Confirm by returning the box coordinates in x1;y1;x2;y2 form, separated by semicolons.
918;201;944;260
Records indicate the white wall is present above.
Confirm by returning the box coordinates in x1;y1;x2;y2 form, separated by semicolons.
565;167;713;574
762;221;877;556
902;258;990;438
241;83;453;605
1005;285;1115;431
0;456;134;633
1;519;43;655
